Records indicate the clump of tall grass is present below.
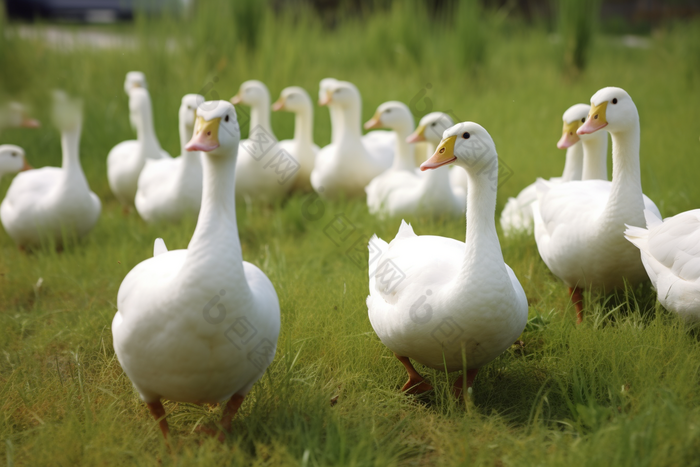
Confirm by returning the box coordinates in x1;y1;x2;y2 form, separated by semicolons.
554;0;602;74
453;0;488;69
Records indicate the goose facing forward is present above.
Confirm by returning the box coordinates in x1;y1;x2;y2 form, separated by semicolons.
1;93;101;249
113;101;280;439
367;122;528;396
534;87;660;323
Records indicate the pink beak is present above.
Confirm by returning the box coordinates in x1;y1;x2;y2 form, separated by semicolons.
557;132;578;149
185;134;218;152
578;118;607;135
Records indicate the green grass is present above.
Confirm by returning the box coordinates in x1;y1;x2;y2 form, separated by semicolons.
2;3;700;465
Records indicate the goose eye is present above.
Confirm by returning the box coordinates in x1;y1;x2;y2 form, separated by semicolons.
431;123;436;127
581;118;585;123
11;152;17;157
612;98;618;104
225;115;230;122
462;132;470;139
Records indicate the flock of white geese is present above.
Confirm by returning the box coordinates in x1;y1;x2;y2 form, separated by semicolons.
1;73;698;440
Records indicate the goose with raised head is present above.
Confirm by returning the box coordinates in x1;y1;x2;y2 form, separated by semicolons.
231;80;296;201
364;101;419;214
367;122;528;396
312;81;392;198
534;87;660;323
625;209;700;323
0;145;32;181
500;104;593;235
1;92;101;248
112;100;280;440
272;86;319;191
135;94;205;223
107;85;171;209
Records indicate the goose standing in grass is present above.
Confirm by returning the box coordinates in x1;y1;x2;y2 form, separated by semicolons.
625;210;700;322
272;86;319;191
135;94;204;223
1;92;101;249
367;122;528;396
107;85;171;209
0;145;32;181
231;80;296;201
500;104;592;235
534;87;660;323
112;101;280;440
0;102;40;131
312;81;392;198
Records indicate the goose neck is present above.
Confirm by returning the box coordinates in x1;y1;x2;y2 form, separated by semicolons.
136;103;163;157
250;100;274;136
601;124;644;225
390;123;415;171
183;150;248;287
581;132;609;181
560;143;583;182
293;105;314;146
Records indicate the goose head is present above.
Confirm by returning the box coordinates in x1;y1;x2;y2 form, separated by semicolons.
0;102;40;129
230;80;269;107
186;101;240;156
421;122;496;173
364;101;414;133
557;104;589;149
272;86;311;113
179;94;205;136
319;81;359;109
124;71;147;95
407;112;454;145
0;144;32;178
318;78;338;106
52;90;82;133
578;87;637;135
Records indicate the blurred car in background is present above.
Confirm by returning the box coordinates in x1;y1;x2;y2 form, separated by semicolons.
3;0;193;22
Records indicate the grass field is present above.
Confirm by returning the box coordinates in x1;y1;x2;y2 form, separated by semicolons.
2;3;700;465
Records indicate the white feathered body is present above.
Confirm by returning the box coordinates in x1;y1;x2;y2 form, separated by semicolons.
626;210;700;322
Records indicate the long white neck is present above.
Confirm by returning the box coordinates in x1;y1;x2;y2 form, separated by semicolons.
136;103;163;159
329;106;342;145
180;149;249;292
581;132;608;181
560;143;583;182
457;159;507;281
54;126;90;199
421;141;453;195
293;104;314;147
250;99;274;136
389;121;416;172
339;100;362;141
600;124;645;228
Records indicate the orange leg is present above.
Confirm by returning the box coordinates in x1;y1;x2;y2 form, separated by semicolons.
147;400;169;439
395;354;433;394
197;394;246;442
568;287;584;324
453;368;479;398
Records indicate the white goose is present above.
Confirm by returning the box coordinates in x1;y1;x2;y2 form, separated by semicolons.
231;80;295;201
534;87;660;323
1;93;101;249
500;104;592;235
318;78;395;158
0;102;40;131
107;85;171;209
0;145;32;180
367;122;528;396
312;81;392;198
135;94;204;223
112;101;280;439
625;210;700;323
364;101;419;213
272;86;319;191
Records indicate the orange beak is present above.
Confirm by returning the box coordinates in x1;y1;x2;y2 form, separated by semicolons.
230;92;242;105
578;101;608;135
271;97;285;112
318;91;332;106
21;117;40;128
21;159;33;171
186;116;221;152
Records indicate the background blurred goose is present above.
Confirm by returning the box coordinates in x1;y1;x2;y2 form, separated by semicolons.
367;122;528;396
500;103;590;235
107;85;170;209
135;94;204;223
1;92;101;249
534;87;660;323
0;145;32;180
0;102;40;131
312;81;392;198
231;80;295;201
626;209;700;323
272;86;319;191
112;101;280;440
